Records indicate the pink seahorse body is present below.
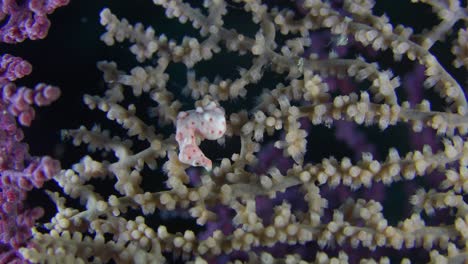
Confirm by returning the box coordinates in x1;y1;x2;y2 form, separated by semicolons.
175;102;226;170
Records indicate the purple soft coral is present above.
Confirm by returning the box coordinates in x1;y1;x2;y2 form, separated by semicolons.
1;82;61;126
0;0;70;43
0;1;67;261
0;87;60;263
0;54;32;84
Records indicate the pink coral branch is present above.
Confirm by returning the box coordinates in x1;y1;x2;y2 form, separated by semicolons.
0;0;70;43
1;82;61;126
0;54;32;84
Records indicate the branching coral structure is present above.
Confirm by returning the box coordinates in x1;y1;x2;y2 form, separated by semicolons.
0;1;68;262
18;0;468;263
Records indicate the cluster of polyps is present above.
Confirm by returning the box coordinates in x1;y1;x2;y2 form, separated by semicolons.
175;101;226;171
